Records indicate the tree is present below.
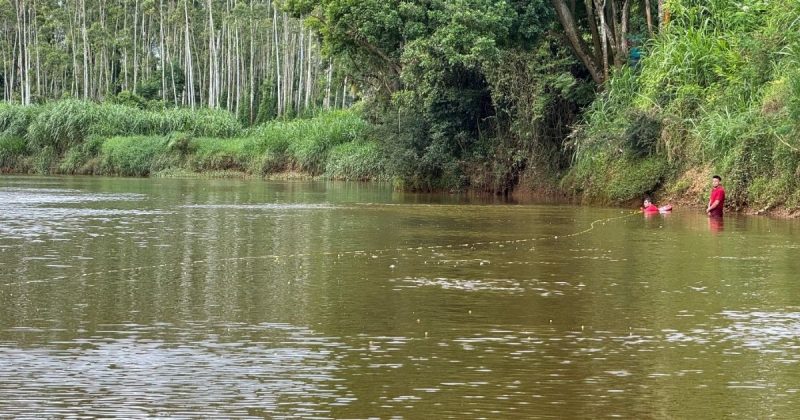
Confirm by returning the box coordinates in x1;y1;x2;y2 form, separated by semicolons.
550;0;663;84
287;0;590;191
0;0;339;120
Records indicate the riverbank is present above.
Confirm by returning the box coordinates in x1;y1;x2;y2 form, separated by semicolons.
0;101;386;182
560;0;800;217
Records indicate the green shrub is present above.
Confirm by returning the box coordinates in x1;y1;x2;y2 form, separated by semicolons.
113;90;148;109
747;175;791;209
624;111;662;157
565;153;670;203
284;110;368;174
99;136;170;176
59;135;106;174
0;135;27;169
32;146;58;174
188;137;250;171
27;100;97;153
789;67;800;124
166;132;195;155
0;103;41;138
325;140;386;180
605;156;671;202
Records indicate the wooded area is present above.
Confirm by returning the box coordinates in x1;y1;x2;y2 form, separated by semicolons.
0;0;351;122
2;0;798;213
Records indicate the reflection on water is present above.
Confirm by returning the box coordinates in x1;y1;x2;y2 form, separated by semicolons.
1;176;800;418
709;216;724;233
0;188;162;239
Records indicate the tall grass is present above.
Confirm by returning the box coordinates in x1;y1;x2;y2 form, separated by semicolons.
0;101;384;180
0;135;27;170
325;140;386;180
4;100;244;156
99;136;174;177
0;102;41;138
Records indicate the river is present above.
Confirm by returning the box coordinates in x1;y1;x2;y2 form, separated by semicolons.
1;176;799;418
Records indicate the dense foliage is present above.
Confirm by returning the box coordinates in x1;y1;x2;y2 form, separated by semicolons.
566;0;800;212
1;0;352;122
287;0;598;192
3;0;799;214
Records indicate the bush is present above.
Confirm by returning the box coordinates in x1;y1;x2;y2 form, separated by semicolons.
188;137;250;172
605;156;671;202
563;153;671;203
0;103;41;138
325;141;386;180
99;136;170;176
0;135;27;169
624;111;662;157
113;90;148;109
59;135;106;174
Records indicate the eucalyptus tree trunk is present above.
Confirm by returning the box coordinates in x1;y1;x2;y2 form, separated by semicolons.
1;32;9;100
304;30;312;110
160;0;166;100
16;0;30;105
296;29;303;115
32;0;42;98
234;24;242;117
282;12;290;115
324;59;332;110
81;0;89;99
132;0;139;92
207;0;217;108
183;0;195;108
0;0;341;116
341;75;348;109
593;0;609;81
122;4;128;90
272;3;282;116
249;1;255;122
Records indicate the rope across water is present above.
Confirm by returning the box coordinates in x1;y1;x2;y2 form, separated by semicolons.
6;210;640;286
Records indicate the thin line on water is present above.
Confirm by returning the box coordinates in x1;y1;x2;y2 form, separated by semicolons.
5;211;638;287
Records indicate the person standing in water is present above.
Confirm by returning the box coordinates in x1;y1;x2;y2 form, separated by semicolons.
706;175;725;217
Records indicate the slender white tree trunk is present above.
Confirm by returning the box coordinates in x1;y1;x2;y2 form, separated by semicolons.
304;30;312;110
184;0;195;108
132;0;138;92
324;59;332;110
207;0;217;108
272;3;281;116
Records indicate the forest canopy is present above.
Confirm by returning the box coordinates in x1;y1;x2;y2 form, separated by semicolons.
1;0;354;123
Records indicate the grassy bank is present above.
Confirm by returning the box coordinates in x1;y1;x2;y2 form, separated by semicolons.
563;0;800;214
0;100;385;181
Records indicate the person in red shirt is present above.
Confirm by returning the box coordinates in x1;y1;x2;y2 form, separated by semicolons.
706;175;725;217
642;197;660;213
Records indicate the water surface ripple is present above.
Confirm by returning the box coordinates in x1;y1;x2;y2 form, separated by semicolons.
2;177;800;418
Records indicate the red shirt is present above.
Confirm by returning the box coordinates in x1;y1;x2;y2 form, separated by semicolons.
643;204;659;212
709;186;725;217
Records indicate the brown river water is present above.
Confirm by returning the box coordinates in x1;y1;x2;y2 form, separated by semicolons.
1;176;799;418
